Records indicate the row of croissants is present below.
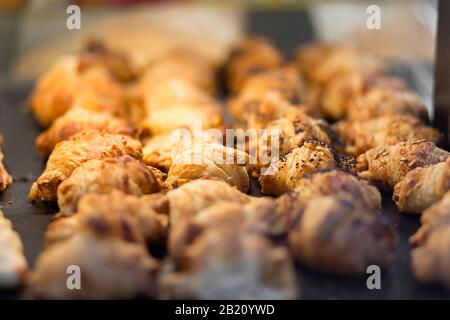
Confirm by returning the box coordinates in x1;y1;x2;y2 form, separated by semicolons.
0;37;448;298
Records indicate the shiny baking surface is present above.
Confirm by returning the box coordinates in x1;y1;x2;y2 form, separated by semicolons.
0;83;449;299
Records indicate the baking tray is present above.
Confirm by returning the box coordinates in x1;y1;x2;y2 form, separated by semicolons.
1;11;450;300
1;81;450;300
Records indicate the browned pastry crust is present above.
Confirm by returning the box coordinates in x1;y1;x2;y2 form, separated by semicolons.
57;156;160;213
410;192;450;289
141;77;215;111
225;36;283;94
251;108;343;172
336;115;441;156
29;131;142;202
36;108;137;157
0;211;28;287
46;190;168;247
142;129;221;172
288;194;396;275
28;233;159;299
0;135;13;191
140;48;216;94
410;191;450;247
166;179;252;224
357;140;449;190
161;201;297;299
259;141;354;196
141;103;224;136
393;159;450;214
321;72;409;120
30;54;128;127
346;88;429;122
295;43;385;86
165;143;250;192
83;40;137;82
228;66;311;130
277;170;381;220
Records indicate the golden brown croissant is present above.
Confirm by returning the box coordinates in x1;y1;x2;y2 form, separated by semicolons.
277;169;381;220
295;44;385;86
410;192;450;289
161;201;297;299
321;72;413;120
393;159;450;214
166;143;250;192
0;135;12;191
251;108;342;172
29;131;142;202
142;129;221;172
57;156;160;213
166;179;252;223
288;193;396;275
225;36;283;94
0;211;28;288
140;101;224;136
36;108;137;157
228;66;311;130
336;115;441;156
46;190;168;247
83;40;137;82
346;88;428;122
410;191;450;247
259;141;354;195
141;77;215;111
357;140;449;190
28;233;159;299
30;54;127;127
140;48;216;94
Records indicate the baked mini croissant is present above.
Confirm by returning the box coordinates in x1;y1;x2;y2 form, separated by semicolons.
251;108;342;172
0;211;28;288
46;190;168;247
410;192;450;289
142;128;221;172
410;191;450;247
57;156;160;213
140;48;216;94
28;233;159;299
346;88;428;122
166;180;252;223
166;143;250;192
336;115;441;156
0;135;12;191
228;66;309;130
36;108;137;157
259;141;355;195
225;36;283;94
295;44;385;86
288;193;396;275
29;131;142;202
277;170;381;220
30;54;127;127
393;158;450;214
321;73;407;120
140;101;224;136
161;202;297;299
357;140;449;190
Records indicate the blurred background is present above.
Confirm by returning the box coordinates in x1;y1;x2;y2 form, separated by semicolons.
0;0;438;102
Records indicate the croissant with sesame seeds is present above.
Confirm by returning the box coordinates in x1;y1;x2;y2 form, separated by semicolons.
259;140;354;195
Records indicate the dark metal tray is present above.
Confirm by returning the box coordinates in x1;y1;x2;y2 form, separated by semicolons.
1;82;450;300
